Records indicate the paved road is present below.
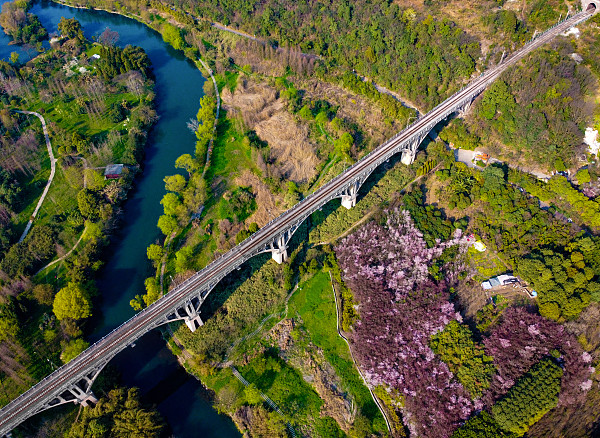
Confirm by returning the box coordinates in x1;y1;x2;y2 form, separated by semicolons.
16;111;57;243
0;9;593;436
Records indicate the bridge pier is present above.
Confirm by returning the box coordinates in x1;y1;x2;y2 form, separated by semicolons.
340;183;359;209
183;300;204;331
270;232;289;264
67;384;98;407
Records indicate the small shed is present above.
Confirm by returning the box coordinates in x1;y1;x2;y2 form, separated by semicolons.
481;273;520;290
104;164;124;179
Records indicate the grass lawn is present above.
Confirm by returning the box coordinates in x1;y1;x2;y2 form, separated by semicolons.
289;270;387;433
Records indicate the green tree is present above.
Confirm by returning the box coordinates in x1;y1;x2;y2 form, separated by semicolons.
142;277;160;307
576;168;591;184
157;215;178;236
430;320;495;397
83;220;103;242
164;174;187;193
174;246;193;273
53;282;92;321
335;132;354;157
298;104;313;120
61;338;89;363
77;188;100;220
452;412;516;438
175;153;198;176
33;284;54;306
161;23;184;50
0;298;19;341
160;192;185;218
244;383;263;405
491;358;563;436
58;17;83;41
146;244;164;266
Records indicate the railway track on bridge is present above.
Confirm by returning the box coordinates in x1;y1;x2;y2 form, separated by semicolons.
0;8;594;435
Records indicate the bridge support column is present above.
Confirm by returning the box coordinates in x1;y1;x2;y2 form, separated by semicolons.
270;233;288;264
182;298;205;332
67;384;98;407
401;131;429;165
340;178;365;210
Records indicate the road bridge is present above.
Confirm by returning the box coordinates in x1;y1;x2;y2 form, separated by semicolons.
0;7;596;436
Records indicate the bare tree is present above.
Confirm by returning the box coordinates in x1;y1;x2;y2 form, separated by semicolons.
98;27;119;46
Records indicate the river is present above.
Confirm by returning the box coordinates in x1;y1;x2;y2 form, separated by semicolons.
0;1;240;436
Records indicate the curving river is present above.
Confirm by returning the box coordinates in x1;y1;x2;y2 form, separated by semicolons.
1;1;239;436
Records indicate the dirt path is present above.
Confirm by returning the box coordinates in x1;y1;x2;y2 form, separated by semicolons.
328;272;392;436
212;22;259;42
35;233;84;276
16;111;57;242
198;58;221;178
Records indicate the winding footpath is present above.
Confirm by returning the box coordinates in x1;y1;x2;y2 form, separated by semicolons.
16;111;57;243
198;58;221;178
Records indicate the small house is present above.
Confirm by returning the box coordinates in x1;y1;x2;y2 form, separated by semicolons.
474;152;490;163
473;241;487;252
481;273;520;290
104;164;124;179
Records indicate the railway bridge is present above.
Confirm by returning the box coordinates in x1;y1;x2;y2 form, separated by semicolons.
0;6;596;436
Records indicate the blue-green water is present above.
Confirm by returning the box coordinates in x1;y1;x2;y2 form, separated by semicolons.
1;1;240;436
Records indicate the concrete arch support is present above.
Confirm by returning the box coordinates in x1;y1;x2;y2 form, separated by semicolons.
160;287;213;332
340;179;362;209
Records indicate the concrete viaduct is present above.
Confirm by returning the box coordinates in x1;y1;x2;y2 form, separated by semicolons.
0;5;596;436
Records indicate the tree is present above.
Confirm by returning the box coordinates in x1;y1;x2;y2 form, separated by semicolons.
430;320;496;397
164;174;186;193
160;192;185;218
576;168;591;184
111;388;164;437
83;220;103;242
146;244;164;266
175;153;198;176
0;298;19;341
244;383;263;405
77;188;100;220
61;338;89;363
99;26;119;46
161;23;184;50
452;412;516;438
157;215;178;236
335;132;354;157
141;278;160;307
9;52;18;65
58;17;83;40
33;284;54;306
491;358;563;436
174;246;193;273
53;282;92;321
298;105;313;120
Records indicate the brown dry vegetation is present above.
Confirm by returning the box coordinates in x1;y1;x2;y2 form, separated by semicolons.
296;77;402;143
221;76;282;128
222;76;320;184
235;170;283;226
254;111;319;184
